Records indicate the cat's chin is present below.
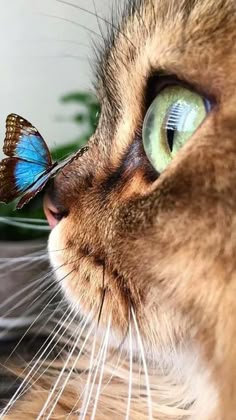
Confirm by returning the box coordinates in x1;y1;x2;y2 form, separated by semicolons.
48;221;130;339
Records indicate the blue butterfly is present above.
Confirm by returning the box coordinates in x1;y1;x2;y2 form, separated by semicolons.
0;114;88;209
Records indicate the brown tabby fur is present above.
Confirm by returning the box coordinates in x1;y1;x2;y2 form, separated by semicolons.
5;0;236;418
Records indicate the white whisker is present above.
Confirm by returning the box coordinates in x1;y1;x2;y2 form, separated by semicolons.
26;309;81;396
2;284;62;355
0;250;48;271
0;289;53;340
38;309;96;419
79;318;100;419
0;273;50;314
125;319;133;420
100;346;123;394
18;306;78;397
90;316;111;420
1;305;76;416
43;322;89;418
79;318;111;420
0;297;71;417
131;306;153;420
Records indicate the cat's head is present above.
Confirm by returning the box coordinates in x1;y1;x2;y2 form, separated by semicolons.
44;0;236;395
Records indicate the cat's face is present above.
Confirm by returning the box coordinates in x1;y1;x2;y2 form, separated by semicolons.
44;0;236;405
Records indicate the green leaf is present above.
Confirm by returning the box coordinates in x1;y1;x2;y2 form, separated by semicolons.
61;92;94;104
73;114;87;124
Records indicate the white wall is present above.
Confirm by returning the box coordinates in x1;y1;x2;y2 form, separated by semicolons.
0;0;112;156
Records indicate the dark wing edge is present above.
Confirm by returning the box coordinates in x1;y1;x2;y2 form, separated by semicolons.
0;158;22;203
16;174;50;209
50;145;89;177
0;158;50;209
3;114;52;165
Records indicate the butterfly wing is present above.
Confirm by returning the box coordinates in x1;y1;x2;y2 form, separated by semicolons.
14;148;89;209
50;145;89;177
16;172;51;209
0;158;50;205
3;114;52;165
0;113;89;209
0;114;54;207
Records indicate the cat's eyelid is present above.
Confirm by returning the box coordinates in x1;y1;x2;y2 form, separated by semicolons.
144;73;215;113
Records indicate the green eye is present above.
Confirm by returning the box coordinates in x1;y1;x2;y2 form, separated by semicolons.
142;85;208;173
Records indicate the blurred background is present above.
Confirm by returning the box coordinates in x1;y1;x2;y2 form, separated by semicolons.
0;0;112;156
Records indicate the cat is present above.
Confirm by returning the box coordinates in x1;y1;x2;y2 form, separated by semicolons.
2;0;236;418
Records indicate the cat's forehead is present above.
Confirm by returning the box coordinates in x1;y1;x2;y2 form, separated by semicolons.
96;0;236;105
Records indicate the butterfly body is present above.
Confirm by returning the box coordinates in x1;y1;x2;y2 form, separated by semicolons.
0;114;88;209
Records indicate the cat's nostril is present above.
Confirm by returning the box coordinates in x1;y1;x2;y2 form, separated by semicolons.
43;194;68;229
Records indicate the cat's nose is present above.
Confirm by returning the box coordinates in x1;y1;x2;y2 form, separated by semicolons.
43;191;68;229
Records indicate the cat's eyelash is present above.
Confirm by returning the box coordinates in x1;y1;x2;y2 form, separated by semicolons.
56;0;136;49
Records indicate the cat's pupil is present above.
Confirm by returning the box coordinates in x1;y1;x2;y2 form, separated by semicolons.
166;126;174;151
165;102;183;152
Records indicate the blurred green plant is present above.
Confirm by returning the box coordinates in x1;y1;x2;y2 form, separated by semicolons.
52;91;100;159
0;91;100;241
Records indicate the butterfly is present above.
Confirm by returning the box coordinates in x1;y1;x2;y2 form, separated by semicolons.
0;114;88;209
